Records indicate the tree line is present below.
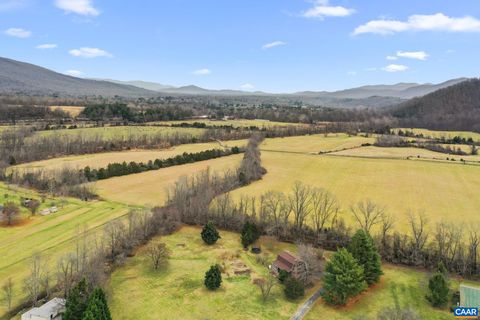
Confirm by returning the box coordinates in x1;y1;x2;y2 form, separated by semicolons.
82;147;242;181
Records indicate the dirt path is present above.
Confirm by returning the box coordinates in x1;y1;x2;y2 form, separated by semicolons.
290;287;324;320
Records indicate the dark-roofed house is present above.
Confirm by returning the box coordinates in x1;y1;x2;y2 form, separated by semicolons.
271;250;307;282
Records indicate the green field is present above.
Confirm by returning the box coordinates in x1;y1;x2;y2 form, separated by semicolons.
151;119;308;128
13;140;246;172
37;126;205;140
395;128;480;142
107;226;452;320
107;226;316;320
0;183;131;316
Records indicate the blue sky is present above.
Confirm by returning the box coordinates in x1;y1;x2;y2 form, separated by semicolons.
1;0;480;92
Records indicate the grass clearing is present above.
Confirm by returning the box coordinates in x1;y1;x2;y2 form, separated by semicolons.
13;139;247;172
151;119;308;128
395;128;480;142
305;264;452;320
37;126;205;140
49;106;85;117
0;183;131;316
230;151;480;231
107;226;313;320
94;154;243;206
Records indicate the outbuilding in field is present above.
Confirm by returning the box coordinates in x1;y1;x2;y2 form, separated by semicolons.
271;250;307;282
460;283;480;308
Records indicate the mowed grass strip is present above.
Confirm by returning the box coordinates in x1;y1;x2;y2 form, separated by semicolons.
94;154;244;206
107;226;308;320
230;151;480;231
150;119;308;128
395;128;480;142
13;140;247;172
0;184;132;316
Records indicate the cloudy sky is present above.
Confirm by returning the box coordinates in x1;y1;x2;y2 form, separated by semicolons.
1;0;480;92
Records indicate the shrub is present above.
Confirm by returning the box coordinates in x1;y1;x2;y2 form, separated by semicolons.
284;276;304;300
201;221;220;245
427;262;449;307
241;221;260;248
204;264;222;290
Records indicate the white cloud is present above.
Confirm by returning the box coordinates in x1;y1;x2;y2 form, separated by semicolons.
240;83;255;90
396;50;429;60
69;47;113;58
302;0;355;19
382;64;409;72
262;41;286;50
4;27;31;38
347;71;357;76
386;55;398;60
36;43;57;49
55;0;99;16
193;68;211;76
65;70;83;77
354;13;480;35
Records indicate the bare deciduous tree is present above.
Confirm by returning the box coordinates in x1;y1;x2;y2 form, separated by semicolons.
2;278;13;312
23;253;44;306
289;182;311;229
253;273;277;302
2;202;20;225
145;241;170;270
408;211;428;264
297;243;323;284
310;188;339;235
350;199;385;234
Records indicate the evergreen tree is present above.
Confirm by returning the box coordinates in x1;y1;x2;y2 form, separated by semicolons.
201;221;220;245
427;262;449;307
64;279;89;320
283;276;305;300
82;288;112;320
241;221;260;248
348;229;383;285
323;248;366;306
204;264;222;290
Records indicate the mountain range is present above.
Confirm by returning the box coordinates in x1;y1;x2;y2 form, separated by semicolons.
0;56;469;106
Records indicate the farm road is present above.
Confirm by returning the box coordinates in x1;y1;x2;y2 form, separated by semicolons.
290;287;324;320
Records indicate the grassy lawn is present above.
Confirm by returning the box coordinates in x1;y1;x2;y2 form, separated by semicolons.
94;154;244;206
305;264;453;320
107;226;313;320
259;133;375;154
0;183;132;316
151;119;308;128
36;126;205;140
230;151;480;231
395;128;480;142
13;139;247;172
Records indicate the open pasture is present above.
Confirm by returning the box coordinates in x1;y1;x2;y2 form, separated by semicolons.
230;151;480;231
0;183;131;316
13;139;246;172
151;119;307;128
49;105;85;117
94;154;243;206
330;146;480;163
259;133;374;154
37;125;205;140
395;128;480;142
107;226;312;320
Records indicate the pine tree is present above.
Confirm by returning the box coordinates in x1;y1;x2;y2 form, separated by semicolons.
283;276;305;300
348;229;383;285
64;279;89;320
82;288;112;320
427;262;449;307
204;264;222;290
201;221;220;245
323;248;366;305
241;221;260;248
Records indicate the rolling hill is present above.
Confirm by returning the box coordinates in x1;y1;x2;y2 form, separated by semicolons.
390;78;480;131
0;57;158;98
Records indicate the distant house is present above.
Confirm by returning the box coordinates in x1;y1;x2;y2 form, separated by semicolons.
21;297;66;320
460;283;480;307
271;250;307;282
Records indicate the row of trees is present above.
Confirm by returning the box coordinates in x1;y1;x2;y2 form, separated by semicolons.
83;147;241;181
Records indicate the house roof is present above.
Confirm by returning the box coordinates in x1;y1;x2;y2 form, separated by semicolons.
460;283;480;307
22;298;66;319
273;251;301;272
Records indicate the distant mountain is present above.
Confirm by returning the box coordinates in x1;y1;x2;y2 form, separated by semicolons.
295;79;467;99
390;78;480;131
94;79;175;91
0;57;158;97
